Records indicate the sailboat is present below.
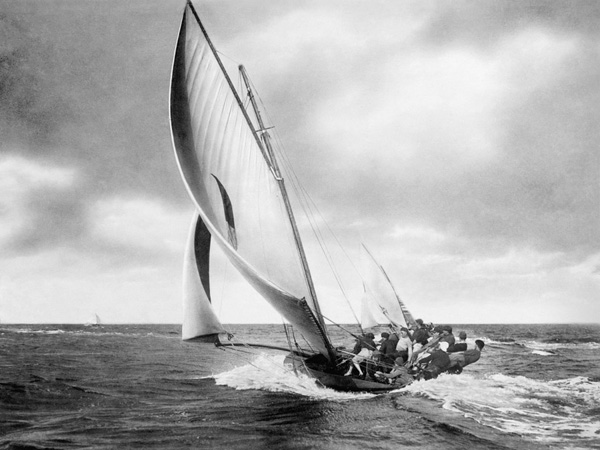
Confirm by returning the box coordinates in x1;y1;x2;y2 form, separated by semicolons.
170;1;413;392
84;313;101;327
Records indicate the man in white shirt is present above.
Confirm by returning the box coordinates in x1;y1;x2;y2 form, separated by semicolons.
395;327;413;364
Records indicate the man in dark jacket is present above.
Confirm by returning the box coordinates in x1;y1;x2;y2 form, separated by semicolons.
448;331;468;352
410;319;430;348
375;332;399;371
439;325;455;347
417;342;451;380
447;339;485;374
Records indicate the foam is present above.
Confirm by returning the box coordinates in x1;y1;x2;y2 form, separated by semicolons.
212;353;374;401
404;372;600;445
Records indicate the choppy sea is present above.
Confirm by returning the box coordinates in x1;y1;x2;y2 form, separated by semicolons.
1;323;599;450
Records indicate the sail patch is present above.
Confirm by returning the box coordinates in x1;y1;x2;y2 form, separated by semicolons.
211;174;238;249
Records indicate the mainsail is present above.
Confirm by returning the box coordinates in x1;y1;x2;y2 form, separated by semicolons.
170;1;333;358
360;245;416;330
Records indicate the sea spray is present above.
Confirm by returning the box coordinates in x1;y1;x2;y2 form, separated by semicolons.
404;372;600;445
213;353;374;401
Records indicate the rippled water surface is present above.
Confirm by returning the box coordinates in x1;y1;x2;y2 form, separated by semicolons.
1;323;599;449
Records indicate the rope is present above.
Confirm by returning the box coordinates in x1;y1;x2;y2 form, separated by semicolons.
216;336;305;379
321;314;362;339
247;79;362;327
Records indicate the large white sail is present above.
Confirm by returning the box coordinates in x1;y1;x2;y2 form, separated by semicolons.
360;245;416;330
170;2;332;357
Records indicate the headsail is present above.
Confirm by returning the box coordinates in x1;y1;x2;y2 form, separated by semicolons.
360;244;416;330
182;214;226;340
170;1;333;358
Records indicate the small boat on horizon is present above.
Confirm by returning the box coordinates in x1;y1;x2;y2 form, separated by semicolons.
84;313;102;327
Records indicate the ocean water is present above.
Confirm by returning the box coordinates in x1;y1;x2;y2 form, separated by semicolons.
1;323;599;450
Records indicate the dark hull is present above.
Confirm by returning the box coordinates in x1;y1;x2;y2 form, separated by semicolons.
284;353;398;393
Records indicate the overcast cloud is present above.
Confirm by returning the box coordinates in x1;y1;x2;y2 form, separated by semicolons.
1;0;598;325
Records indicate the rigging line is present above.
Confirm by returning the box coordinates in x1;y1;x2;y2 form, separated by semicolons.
283;324;298;376
227;340;393;378
295;327;317;355
266;131;353;293
253;96;363;288
219;338;291;364
284;164;363;287
282;320;306;357
219;340;313;379
286;325;323;383
320;314;362;339
237;71;314;297
288;321;318;356
221;346;287;374
244;75;361;325
335;349;398;372
254;105;359;292
278;157;362;325
216;49;240;68
282;163;362;325
237;70;253;113
278;161;362;326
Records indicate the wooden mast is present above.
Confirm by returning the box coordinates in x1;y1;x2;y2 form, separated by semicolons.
238;65;328;333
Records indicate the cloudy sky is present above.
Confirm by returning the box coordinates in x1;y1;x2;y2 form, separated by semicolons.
1;0;598;325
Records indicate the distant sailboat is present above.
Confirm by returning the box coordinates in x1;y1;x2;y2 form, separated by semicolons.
170;1;416;392
84;313;101;327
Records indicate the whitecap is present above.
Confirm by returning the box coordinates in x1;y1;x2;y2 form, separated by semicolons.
522;340;600;351
212;353;374;401
404;372;600;446
531;350;555;356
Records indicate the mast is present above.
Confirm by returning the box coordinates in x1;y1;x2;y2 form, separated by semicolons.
239;65;327;331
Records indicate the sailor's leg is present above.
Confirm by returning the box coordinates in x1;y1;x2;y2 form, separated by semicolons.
344;363;353;376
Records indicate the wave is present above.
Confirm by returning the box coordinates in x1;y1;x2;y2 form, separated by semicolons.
479;336;600;351
0;326;161;338
530;350;556;356
212;353;374;401
521;340;600;351
4;327;67;335
212;353;600;447
404;372;600;447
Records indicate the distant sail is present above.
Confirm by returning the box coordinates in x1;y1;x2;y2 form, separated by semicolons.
170;2;332;357
85;313;101;327
360;244;416;329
